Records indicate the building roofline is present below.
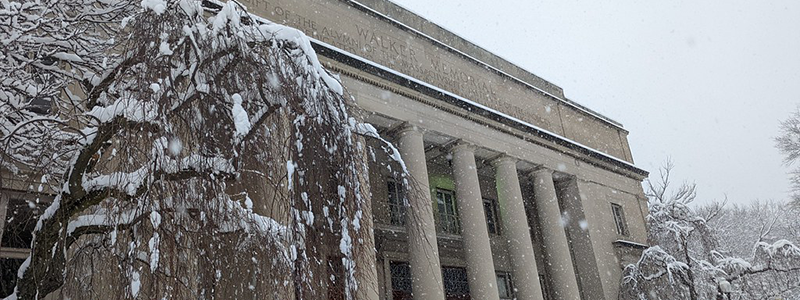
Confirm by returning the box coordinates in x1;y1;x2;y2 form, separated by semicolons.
310;39;648;178
348;0;627;130
212;0;647;177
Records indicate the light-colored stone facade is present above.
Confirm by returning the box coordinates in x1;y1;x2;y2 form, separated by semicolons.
0;0;650;299
237;0;651;299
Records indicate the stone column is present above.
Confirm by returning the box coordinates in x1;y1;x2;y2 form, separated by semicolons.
491;156;544;300
451;142;500;300
532;168;581;300
395;125;445;300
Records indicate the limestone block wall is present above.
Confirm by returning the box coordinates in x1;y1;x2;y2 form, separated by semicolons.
240;0;637;163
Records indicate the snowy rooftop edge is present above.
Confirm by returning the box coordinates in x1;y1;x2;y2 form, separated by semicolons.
205;1;647;177
210;0;625;130
308;38;647;176
347;0;627;130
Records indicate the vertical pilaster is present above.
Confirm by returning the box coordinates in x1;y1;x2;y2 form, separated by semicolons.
450;142;500;300
532;168;581;300
492;156;544;300
0;193;7;245
354;199;380;300
395;125;445;300
355;135;380;300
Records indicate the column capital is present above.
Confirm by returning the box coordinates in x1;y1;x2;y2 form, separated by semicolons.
530;166;554;177
490;154;518;167
393;122;427;141
395;122;419;134
449;140;477;154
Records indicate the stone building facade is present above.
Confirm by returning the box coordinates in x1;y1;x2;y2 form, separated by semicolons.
0;0;650;299
240;0;650;299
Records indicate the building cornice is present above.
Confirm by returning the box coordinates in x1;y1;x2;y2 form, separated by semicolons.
314;43;649;179
344;0;627;131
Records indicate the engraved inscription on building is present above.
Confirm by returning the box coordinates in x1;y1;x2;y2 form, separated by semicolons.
244;0;630;162
251;1;498;105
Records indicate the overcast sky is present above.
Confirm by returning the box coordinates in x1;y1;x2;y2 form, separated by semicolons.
389;0;800;205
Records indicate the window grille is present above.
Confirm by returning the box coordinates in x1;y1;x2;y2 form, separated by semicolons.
442;266;469;299
436;189;460;235
483;198;501;235
387;179;406;226
496;272;514;299
390;261;412;300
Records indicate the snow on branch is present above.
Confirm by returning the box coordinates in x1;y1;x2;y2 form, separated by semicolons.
86;98;158;124
350;120;408;175
623;161;800;299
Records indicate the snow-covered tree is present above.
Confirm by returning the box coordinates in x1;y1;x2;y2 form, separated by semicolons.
1;0;402;299
620;162;800;300
777;108;800;208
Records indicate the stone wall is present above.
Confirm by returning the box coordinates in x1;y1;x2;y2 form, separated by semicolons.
240;0;636;163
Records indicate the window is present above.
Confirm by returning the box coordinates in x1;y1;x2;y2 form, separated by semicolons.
390;261;412;300
0;258;23;298
483;198;500;235
539;274;553;300
1;198;42;249
496;272;514;299
387;179;406;226
442;266;469;300
26;58;56;115
1;198;43;298
436;189;460;235
611;203;629;236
